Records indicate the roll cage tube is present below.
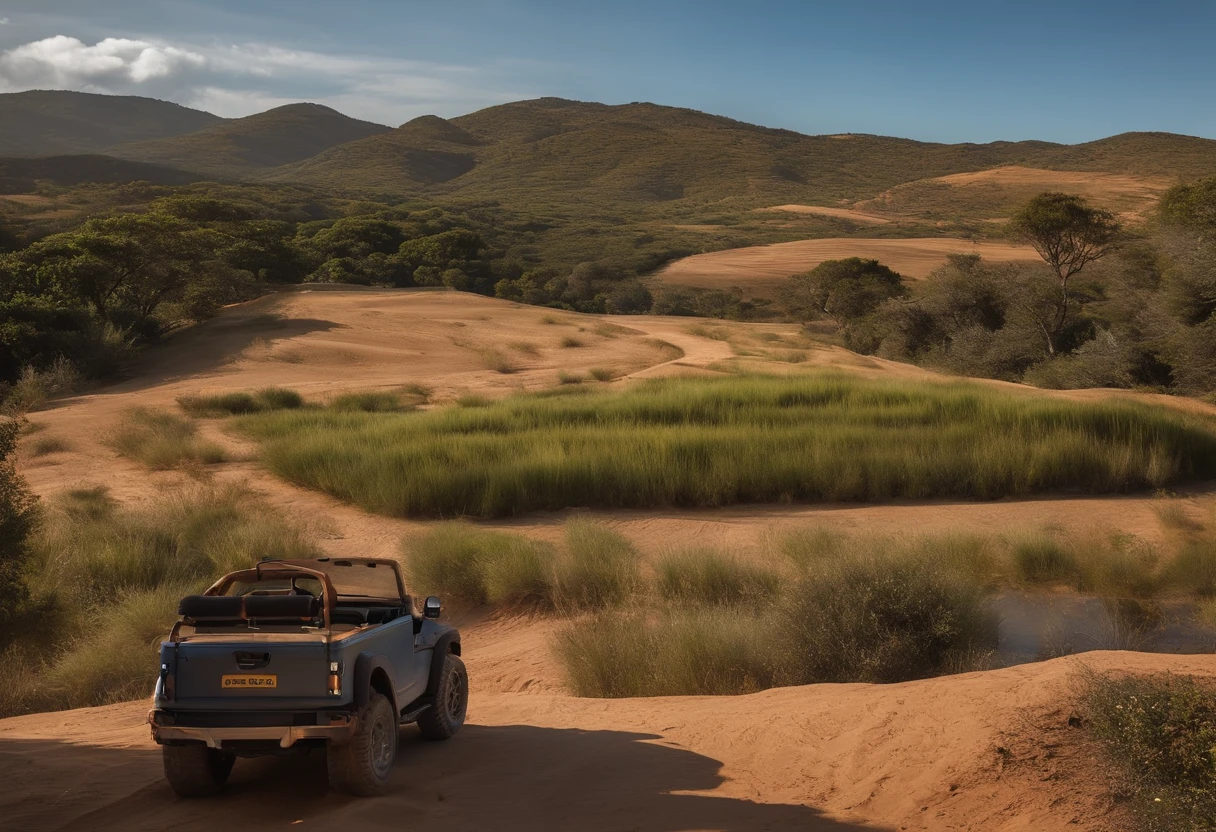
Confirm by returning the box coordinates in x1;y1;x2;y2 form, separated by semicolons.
201;562;339;630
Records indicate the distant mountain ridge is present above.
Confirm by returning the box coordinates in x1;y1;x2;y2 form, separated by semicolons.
0;90;223;157
2;91;1215;212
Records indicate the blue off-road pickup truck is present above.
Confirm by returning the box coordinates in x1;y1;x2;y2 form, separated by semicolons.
148;557;466;797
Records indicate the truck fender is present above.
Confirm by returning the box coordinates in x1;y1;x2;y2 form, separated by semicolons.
353;652;397;714
425;631;461;698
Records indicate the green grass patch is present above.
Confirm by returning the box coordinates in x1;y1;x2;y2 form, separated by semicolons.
1080;672;1216;832
235;374;1216;519
329;390;412;413
178;387;303;417
107;408;225;470
656;547;780;606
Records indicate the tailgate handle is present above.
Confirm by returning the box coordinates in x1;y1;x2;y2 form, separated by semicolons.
234;651;271;670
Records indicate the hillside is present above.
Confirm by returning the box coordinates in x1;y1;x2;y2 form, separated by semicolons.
0;90;223;157
108;103;392;176
0;155;206;193
270;98;1216;214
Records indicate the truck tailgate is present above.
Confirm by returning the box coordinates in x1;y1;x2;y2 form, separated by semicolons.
173;636;329;703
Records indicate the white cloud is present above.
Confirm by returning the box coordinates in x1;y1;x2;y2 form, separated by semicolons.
0;35;527;124
0;19;10;26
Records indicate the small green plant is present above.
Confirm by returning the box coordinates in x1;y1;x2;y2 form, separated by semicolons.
589;367;616;382
558;371;583;385
456;393;491;408
1080;671;1216;831
106;408;225;470
481;348;517;374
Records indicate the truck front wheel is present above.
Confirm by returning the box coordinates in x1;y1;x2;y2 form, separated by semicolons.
162;744;235;797
327;692;397;796
417;653;468;741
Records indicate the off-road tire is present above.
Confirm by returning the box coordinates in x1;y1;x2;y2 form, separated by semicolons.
417;653;468;741
162;744;236;798
327;692;397;796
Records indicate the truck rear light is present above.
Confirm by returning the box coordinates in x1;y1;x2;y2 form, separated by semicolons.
328;661;342;696
161;663;176;702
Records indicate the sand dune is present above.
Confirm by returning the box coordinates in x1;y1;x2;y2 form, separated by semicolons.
655;237;1043;294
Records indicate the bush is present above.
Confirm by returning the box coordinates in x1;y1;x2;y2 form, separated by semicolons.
589;367;616;382
403;522;555;607
1081;672;1216;831
555;610;781;698
106;408;225;469
178;387;303;417
780;552;997;684
1013;534;1080;584
553;518;642;611
0;419;38;627
656;548;779;606
0;357;80;416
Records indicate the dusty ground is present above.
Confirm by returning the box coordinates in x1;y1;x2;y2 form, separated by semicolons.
8;287;1216;831
654;237;1042;295
751;205;892;224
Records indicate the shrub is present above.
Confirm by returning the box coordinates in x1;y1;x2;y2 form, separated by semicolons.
589;367;616;382
780;552;997;684
481;349;516;374
555;610;781;698
553;518;642;611
1167;539;1216;596
1013;534;1080;584
28;436;70;457
0;419;38;627
106;408;225;469
178;387;304;417
558;371;583;385
656;548;780;606
403;522;555;607
1081;672;1216;831
0;358;80;416
560;336;583;348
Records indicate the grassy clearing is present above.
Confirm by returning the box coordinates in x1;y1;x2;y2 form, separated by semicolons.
106;408;225;470
235;374;1216;519
1;485;319;716
178;387;304;417
1080;671;1216;832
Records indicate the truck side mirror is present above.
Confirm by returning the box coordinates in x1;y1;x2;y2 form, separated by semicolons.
423;596;442;619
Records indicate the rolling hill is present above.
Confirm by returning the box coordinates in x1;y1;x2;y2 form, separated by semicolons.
108;103;391;176
0;90;223;157
0;155;205;193
269;98;1216;214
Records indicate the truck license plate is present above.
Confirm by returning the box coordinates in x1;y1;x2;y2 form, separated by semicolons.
221;674;277;690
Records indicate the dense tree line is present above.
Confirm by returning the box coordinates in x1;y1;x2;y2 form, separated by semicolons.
780;186;1216;396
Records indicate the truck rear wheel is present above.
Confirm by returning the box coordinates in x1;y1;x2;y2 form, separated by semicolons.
327;692;397;796
162;744;235;798
417;653;468;741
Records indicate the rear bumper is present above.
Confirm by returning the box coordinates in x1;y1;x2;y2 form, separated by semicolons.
148;709;357;749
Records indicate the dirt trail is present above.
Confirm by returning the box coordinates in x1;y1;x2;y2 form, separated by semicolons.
2;652;1209;832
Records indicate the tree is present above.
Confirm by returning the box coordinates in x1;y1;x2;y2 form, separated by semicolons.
0;418;38;628
780;258;906;324
1010;193;1120;354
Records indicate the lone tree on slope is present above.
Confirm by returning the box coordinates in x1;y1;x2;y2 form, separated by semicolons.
1010;192;1120;354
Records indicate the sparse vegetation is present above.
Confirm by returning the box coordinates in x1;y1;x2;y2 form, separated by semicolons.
106;408;225;470
0;419;38;628
588;367;616;382
329;390;411;413
559;335;583;348
480;348;517;374
557;371;583;384
236;374;1216;519
27;435;70;457
0;484;318;716
1080;671;1216;832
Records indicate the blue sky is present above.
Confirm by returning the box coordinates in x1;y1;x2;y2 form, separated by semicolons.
0;0;1212;143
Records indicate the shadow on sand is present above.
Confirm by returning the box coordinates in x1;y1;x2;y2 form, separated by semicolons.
4;724;879;832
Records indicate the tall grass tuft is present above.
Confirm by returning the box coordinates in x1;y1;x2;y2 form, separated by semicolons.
106;408;225;469
178;387;303;417
1080;671;1216;831
329;390;410;413
403;522;556;607
235;374;1216;519
553;518;643;611
656;548;780;606
1012;534;1080;584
